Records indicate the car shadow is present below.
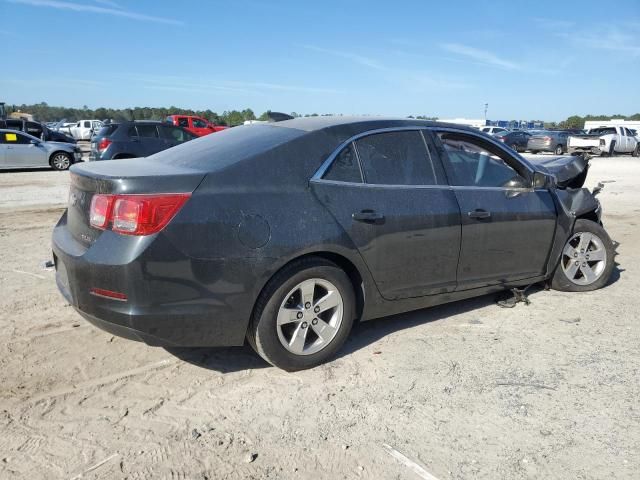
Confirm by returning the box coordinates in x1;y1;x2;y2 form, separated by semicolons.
165;292;504;374
165;251;624;374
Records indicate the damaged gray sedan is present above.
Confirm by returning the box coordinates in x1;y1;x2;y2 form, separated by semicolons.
53;118;614;370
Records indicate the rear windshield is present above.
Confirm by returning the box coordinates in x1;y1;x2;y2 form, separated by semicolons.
588;127;616;135
153;124;306;169
96;124;118;137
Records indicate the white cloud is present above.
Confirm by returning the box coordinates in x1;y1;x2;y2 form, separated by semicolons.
440;43;521;70
7;0;183;25
299;44;385;70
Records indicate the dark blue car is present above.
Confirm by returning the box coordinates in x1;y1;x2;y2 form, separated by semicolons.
90;121;196;160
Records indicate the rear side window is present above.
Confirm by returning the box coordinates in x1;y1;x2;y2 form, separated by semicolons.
97;124;118;137
136;125;159;138
83;121;91;128
177;117;189;128
161;125;195;143
323;143;362;183
355;131;438;185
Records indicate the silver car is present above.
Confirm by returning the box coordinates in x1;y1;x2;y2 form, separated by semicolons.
0;129;82;170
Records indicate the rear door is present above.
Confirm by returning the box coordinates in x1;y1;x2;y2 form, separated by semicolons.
311;129;462;300
135;124;165;156
433;129;557;290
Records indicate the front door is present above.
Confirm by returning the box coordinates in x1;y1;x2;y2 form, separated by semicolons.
434;130;557;290
312;129;462;300
3;131;47;168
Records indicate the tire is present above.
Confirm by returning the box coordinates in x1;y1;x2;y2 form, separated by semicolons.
632;144;640;157
551;219;614;292
248;258;356;371
555;144;565;155
49;151;72;171
510;143;519;152
608;141;616;157
530;150;539;155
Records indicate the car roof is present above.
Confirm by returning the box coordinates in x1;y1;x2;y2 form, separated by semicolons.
267;115;478;134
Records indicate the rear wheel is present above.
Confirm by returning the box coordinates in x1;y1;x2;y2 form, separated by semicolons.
248;258;355;371
50;152;72;170
555;144;565;155
551;219;614;292
510;143;519;152
530;150;539;155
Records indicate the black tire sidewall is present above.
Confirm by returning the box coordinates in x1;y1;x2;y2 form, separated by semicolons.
251;261;355;371
551;219;615;292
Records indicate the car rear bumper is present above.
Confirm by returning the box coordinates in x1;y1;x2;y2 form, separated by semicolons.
52;212;251;347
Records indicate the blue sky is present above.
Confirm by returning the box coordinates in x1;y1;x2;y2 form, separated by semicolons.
1;0;639;121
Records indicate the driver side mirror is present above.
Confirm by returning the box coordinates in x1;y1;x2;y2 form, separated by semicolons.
533;171;552;189
29;139;41;146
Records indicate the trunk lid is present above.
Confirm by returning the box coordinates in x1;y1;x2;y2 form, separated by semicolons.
67;158;206;247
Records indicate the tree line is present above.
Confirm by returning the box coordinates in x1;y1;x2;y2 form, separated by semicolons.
6;102;640;128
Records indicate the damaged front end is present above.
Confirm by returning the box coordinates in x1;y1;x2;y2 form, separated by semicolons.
530;154;602;220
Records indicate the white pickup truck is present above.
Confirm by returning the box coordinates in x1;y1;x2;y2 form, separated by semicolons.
58;119;103;140
568;126;640;157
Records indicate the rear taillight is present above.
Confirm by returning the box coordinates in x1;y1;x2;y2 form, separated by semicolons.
98;138;112;152
543;136;551;142
89;193;190;235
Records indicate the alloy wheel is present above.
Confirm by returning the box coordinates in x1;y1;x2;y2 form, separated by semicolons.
561;231;607;285
52;153;70;170
276;278;343;355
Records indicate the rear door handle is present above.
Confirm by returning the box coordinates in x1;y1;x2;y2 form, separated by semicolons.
352;210;385;223
468;209;491;219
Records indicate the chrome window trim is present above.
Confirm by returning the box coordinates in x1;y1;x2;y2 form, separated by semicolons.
310;178;452;190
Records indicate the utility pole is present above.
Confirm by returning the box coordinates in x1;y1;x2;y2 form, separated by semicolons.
484;103;488;123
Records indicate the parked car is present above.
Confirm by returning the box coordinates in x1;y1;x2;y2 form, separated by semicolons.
0;129;81;170
494;130;532;152
527;130;569;154
165;115;227;137
89;121;197;161
568;126;640;157
53;117;614;371
480;126;509;135
0;118;76;144
59;120;104;140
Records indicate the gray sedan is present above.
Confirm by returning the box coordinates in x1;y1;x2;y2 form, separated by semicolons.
0;129;82;170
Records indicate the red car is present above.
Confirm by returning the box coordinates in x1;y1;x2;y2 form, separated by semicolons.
165;115;227;137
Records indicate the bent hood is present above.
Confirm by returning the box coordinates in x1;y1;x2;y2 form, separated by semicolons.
529;154;589;189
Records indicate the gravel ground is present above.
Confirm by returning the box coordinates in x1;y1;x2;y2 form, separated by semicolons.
0;155;638;479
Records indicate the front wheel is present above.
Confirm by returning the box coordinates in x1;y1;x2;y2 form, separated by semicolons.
248;258;355;371
551;219;614;292
632;144;640;157
50;152;72;170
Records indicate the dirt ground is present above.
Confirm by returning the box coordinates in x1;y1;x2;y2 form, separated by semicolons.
0;155;638;479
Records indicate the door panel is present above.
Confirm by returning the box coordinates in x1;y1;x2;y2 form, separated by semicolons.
453;188;556;289
434;129;557;290
313;182;461;299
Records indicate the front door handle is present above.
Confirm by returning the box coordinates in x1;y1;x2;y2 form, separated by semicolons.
468;209;491;219
352;210;385;223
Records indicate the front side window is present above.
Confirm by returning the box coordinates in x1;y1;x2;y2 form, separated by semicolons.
83;121;91;128
177;117;189;128
437;131;527;188
193;118;207;128
3;131;31;144
323;143;362;183
355;131;438;186
136;125;159;138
